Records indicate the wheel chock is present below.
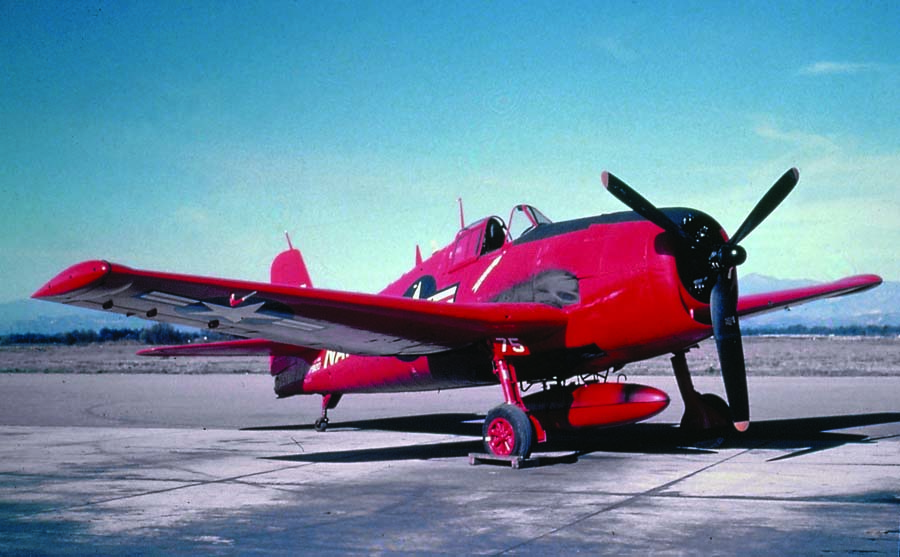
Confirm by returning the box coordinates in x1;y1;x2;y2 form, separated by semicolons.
467;452;578;469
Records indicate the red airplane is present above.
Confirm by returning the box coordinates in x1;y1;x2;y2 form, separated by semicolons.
33;168;882;459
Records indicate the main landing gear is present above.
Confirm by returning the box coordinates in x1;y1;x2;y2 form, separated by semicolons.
314;393;342;432
482;339;545;458
483;404;533;458
671;350;733;441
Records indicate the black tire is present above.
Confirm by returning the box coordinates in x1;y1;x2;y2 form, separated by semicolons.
681;393;733;447
700;393;732;421
314;417;328;432
482;404;534;458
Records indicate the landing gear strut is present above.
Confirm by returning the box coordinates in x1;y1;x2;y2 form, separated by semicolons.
482;339;545;458
671;351;733;439
314;393;342;432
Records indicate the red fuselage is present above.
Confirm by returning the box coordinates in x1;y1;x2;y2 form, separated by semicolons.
283;208;718;398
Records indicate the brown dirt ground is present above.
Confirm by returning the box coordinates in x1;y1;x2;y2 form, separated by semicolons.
0;336;898;376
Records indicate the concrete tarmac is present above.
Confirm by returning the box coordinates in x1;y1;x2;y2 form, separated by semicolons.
1;373;898;555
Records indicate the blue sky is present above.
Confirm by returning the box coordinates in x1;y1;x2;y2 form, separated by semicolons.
2;1;898;303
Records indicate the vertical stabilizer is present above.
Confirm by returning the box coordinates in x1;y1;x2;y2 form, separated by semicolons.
270;235;312;288
269;235;319;388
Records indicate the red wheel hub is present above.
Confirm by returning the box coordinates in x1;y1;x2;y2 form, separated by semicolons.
486;417;515;456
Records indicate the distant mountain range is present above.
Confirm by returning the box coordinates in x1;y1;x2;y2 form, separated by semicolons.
2;273;897;335
0;299;149;335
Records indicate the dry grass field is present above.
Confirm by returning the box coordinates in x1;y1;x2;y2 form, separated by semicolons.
1;336;898;376
626;336;900;377
0;343;267;374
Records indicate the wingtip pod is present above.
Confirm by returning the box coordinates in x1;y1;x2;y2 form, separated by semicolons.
32;260;111;300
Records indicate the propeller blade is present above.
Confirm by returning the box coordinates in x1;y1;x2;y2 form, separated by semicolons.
710;270;750;431
729;168;799;246
602;171;691;243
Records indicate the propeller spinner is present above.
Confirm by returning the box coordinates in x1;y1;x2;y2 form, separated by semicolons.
601;168;799;431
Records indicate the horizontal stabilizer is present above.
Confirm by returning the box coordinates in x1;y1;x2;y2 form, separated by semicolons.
138;338;320;359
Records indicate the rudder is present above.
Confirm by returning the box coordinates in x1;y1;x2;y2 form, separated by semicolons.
271;234;312;288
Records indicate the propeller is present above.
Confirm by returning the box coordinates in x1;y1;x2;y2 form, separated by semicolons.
601;168;799;431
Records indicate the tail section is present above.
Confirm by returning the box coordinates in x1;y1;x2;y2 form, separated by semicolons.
272;350;320;398
270;235;321;395
117;237;322;398
271;233;312;288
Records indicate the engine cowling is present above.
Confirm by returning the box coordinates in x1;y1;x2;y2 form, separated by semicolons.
523;382;669;430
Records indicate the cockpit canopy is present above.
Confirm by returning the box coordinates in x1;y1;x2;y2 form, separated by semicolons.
448;205;552;269
507;204;552;241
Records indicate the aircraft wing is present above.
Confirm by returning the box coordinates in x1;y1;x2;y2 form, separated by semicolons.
33;260;568;356
736;274;882;319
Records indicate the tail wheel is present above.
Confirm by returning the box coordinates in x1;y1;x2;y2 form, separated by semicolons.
314;417;329;432
483;404;533;458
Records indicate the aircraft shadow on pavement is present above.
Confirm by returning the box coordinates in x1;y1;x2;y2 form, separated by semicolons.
246;413;484;436
720;412;900;461
256;412;900;465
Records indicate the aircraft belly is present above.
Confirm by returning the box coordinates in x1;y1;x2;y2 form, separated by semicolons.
294;348;496;395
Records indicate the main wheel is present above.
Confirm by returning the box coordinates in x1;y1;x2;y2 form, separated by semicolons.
700;393;732;421
680;392;733;447
482;404;534;458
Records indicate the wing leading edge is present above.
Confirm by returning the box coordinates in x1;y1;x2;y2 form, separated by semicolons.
33;260;568;356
